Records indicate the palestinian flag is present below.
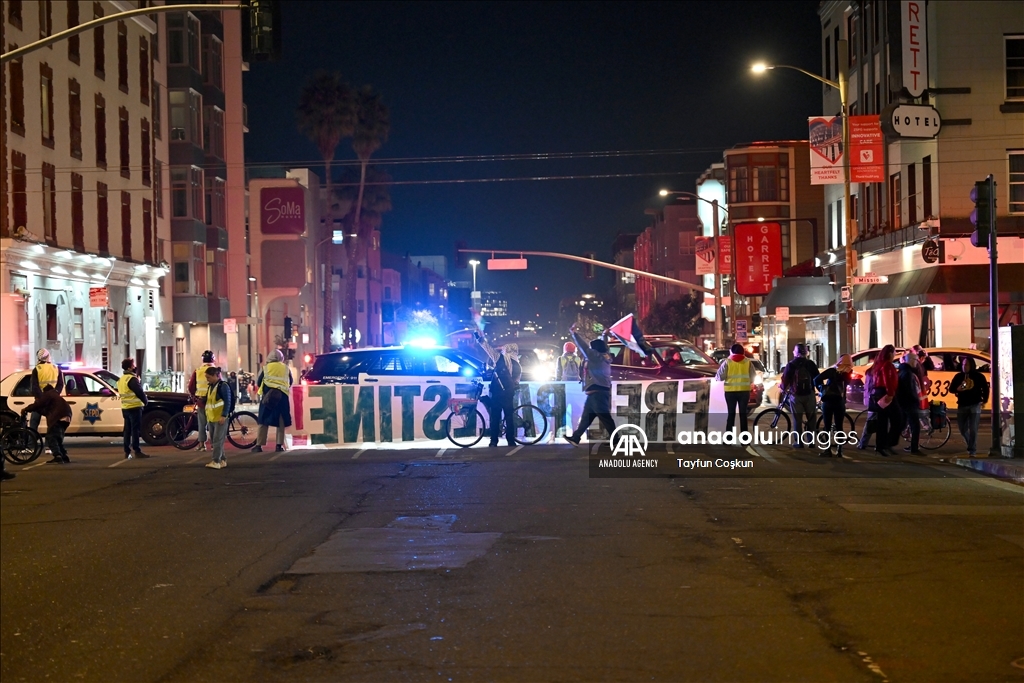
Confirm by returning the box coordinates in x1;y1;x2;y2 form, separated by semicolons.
606;314;650;357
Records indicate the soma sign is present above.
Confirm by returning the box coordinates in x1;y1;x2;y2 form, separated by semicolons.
260;186;305;235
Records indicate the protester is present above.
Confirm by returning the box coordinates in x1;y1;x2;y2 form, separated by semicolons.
897;352;925;455
252;349;293;453
203;367;234;469
475;331;522;447
30;349;64;433
814;354;853;456
187;350;216;451
949;356;989;456
780;343;819;447
555;342;583;382
21;385;73;464
117;358;149;459
912;344;936;371
865;345;899;456
564;324;616;446
715;343;756;433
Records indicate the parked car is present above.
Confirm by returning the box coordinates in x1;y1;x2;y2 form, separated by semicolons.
847;347;992;408
604;336;718;383
0;366;191;445
303;344;489;385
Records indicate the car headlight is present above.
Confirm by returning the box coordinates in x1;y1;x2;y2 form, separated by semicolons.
754;372;764;386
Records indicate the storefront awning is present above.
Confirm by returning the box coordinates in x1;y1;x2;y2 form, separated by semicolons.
760;276;836;317
854;264;1024;311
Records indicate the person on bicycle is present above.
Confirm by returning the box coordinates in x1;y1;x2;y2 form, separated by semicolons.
555;342;583;382
813;354;853;457
117;358;150;459
187;350;217;451
949;356;989;457
21;384;73;464
475;332;522;448
564;324;616;447
30;349;64;434
252;349;293;453
203;366;234;469
715;343;756;433
780;343;819;447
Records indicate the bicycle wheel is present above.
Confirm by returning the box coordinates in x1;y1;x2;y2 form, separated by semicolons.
227;411;259;449
166;412;201;450
919;416;951;450
445;408;487;448
753;408;790;433
815;412;856;434
1;427;44;464
510;404;548;446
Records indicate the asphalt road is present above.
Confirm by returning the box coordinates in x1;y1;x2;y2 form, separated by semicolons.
1;435;1021;683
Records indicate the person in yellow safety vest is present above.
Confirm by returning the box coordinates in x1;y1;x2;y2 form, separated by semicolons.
30;348;65;432
187;350;216;451
203;366;235;470
715;343;757;433
252;349;293;453
117;358;150;459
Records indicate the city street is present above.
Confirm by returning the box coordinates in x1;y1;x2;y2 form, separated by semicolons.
1;435;1021;682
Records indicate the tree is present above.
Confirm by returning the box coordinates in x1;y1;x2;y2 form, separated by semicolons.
642;293;707;341
296;71;354;352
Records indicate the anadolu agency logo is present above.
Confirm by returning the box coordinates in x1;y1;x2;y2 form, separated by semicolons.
594;424;659;470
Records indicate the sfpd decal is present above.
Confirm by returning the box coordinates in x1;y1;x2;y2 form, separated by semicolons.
82;402;103;424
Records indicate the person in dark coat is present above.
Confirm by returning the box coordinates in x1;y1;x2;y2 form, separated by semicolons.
896;352;925;454
252;349;293;452
475;331;522;447
21;385;73;464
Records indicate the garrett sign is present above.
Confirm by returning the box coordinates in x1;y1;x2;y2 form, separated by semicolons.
734;223;783;296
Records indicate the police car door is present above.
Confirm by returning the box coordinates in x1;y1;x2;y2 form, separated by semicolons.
66;372;122;435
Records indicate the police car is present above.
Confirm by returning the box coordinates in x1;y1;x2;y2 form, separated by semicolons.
303;344;489;385
0;366;191;445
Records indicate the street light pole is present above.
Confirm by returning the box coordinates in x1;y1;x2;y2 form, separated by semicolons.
469;259;481;313
752;41;856;355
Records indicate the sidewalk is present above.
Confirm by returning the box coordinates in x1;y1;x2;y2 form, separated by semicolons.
954;456;1024;484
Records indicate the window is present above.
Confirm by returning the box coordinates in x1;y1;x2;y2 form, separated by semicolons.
72;173;84;252
9;54;25;136
39;0;52;40
893;309;903;348
1007;36;1024;100
69;78;82;159
202;35;222;89
119;107;130;178
169;88;202;144
153;83;161;139
167;13;200;69
141;118;151;186
121;191;132;261
93;3;104;78
172;243;206;295
824;35;831;81
384;286;392;300
754;165;787;202
205;249;227;297
202;106;224;159
46;304;58;342
171;166;204;220
1010;152;1024;214
889;172;901;231
40;63;54;147
73;308;84;342
97;182;108;255
143;200;153;264
117;21;128;93
357;266;365;278
8;0;22;29
12;151;27;232
139;36;150;104
729;166;749;203
67;1;80;63
358;300;365;313
154;160;164;217
95;93;106;167
907;162;917;225
205;176;225;227
922;156;932;218
42;163;56;244
848;12;858;67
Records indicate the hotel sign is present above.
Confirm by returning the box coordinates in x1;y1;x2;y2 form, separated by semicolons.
885;104;942;139
902;1;928;97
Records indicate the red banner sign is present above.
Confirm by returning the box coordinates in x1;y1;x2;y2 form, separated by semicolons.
260;187;306;235
734;222;783;296
718;236;732;275
850;115;885;183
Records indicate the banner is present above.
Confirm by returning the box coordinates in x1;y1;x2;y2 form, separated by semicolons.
718;235;732;275
734;222;783;296
849;115;885;183
808;116;844;185
695;236;716;275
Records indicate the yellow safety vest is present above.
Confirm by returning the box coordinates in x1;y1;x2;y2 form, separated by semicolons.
260;361;290;394
205;382;226;423
117;373;145;409
36;362;59;388
724;358;751;393
194;363;214;396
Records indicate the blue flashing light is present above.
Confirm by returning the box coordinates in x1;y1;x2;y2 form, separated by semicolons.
405;337;438;348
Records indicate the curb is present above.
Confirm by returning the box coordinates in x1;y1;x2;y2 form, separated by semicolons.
954;458;1024;484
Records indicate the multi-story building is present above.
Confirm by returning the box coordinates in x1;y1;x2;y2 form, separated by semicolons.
611;232;638;319
1;1;174;383
816;0;1023;357
634;198;705;323
479;290;506;319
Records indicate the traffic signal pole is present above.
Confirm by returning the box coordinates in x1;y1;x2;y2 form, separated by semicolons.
457;249;715;295
985;179;1002;457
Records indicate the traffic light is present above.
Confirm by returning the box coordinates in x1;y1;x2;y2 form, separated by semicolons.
455;241;468;269
303;353;313;365
583;251;597;279
283;316;293;339
970;176;996;248
243;0;282;62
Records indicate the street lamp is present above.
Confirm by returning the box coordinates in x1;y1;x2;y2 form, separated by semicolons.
469;259;481;313
659;189;729;348
751;43;855;354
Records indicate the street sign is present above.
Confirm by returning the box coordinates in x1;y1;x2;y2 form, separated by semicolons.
223;318;237;334
89;287;109;308
840;286;851;302
487;258;528;270
735;319;748;341
775;306;790;321
852;275;889;285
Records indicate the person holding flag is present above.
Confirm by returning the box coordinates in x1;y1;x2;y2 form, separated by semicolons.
563;323;616;446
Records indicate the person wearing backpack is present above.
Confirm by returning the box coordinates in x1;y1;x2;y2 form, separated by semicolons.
813;354;852;456
555;342;583;382
780;343;819;446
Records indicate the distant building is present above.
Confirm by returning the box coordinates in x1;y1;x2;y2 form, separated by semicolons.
479;290;507;318
409;255;448;280
611;233;639;318
634;198;705;322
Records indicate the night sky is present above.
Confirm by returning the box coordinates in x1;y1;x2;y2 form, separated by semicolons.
242;1;822;321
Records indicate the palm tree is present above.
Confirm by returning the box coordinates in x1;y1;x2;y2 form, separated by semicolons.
296;71;354;352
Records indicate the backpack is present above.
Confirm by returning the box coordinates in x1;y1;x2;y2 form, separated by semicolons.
791;360;814;396
559;355;581;381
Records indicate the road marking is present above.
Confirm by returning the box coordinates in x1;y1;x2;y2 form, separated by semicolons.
666;442;675;455
505;445;524;457
839;503;1023;515
747;445;777;463
435;447;447;458
351;447;369;460
927;463;1024;494
23;461;50;471
107;458;128;468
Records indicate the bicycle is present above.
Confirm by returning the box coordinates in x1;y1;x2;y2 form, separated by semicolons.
752;390;792;432
1;413;44;465
165;400;259;450
444;383;548;448
901;408;951;450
